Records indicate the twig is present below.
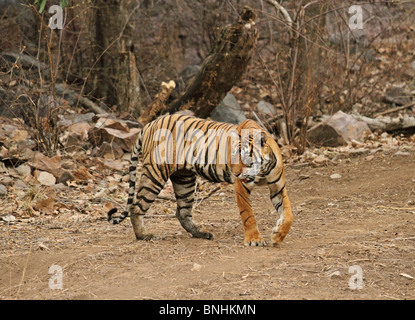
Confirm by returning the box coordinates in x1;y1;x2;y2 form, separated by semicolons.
195;186;221;208
374;102;415;117
15;248;32;299
265;0;293;38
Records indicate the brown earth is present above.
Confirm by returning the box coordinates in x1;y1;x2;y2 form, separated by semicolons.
1;149;414;300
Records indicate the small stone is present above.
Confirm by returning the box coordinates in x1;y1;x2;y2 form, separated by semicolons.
37;171;56;186
394;151;410;156
365;155;375;161
330;173;342;180
328;271;341;278
314;155;328;164
15;180;28;189
191;263;203;272
2;215;16;223
0;184;7;196
16;164;31;177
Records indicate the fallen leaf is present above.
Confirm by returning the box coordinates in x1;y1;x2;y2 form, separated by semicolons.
73;166;94;182
35;195;55;215
27;153;64;178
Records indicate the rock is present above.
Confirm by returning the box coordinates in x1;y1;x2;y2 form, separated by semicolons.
37;171;56;186
313;155;328;164
365;155;375;161
394;151;410;156
67;122;92;141
27;153;65;179
0;176;13;186
330;173;342;180
57;112;95;128
382;86;411;106
328;271;341;279
1;215;15;223
308;111;371;147
16;164;31;177
14;180;28;190
92;141;124;160
0;184;7;196
58;171;75;185
210;93;246;124
257;101;276;117
90;124;141;153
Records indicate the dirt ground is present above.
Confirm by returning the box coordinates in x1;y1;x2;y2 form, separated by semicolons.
1;149;414;300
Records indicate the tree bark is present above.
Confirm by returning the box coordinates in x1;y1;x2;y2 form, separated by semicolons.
91;0;141;115
167;6;258;119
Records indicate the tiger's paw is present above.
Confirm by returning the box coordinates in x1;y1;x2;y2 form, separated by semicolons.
271;224;290;246
136;233;158;241
192;231;215;240
244;233;267;247
271;228;287;246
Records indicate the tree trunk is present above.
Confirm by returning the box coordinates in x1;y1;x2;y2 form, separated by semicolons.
167;6;258;119
91;0;141;115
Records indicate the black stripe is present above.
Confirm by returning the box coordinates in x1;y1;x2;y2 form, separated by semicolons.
208;165;222;183
142;172;164;190
137;185;160;195
242;183;251;195
137;195;154;204
178;205;193;210
136;201;145;212
267;170;283;185
271;184;286;200
275;202;283;212
175;189;195;200
240;209;248;215
244;216;253;225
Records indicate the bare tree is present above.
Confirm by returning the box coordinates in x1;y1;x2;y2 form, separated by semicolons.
89;0;142;115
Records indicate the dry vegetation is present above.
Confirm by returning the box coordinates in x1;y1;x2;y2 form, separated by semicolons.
0;0;414;300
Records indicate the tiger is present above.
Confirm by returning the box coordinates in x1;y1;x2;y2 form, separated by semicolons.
107;114;292;246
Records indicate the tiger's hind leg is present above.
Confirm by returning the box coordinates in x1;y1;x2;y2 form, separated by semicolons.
171;171;214;240
130;167;167;240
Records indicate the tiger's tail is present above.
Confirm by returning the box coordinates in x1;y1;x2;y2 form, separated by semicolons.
107;129;143;224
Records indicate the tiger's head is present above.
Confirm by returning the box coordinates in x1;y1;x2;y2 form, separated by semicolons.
229;120;277;184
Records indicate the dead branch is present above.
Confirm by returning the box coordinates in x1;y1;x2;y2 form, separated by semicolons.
374;102;415;117
265;0;293;38
137;80;176;125
352;114;415;132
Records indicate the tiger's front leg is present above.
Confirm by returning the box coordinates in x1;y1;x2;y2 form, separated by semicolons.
234;179;266;246
268;174;293;246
